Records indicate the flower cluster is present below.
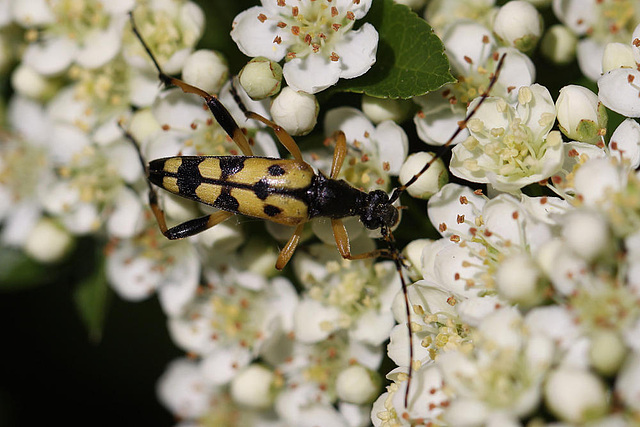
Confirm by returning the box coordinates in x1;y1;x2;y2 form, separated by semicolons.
2;0;640;426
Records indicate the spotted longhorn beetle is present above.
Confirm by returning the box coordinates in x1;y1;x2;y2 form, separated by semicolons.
125;11;505;410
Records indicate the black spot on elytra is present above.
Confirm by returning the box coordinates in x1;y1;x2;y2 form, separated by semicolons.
253;179;270;200
268;164;286;176
176;158;206;198
219;157;245;179
263;204;282;217
214;191;240;212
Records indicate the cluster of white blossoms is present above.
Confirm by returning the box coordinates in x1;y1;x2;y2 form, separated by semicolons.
2;0;640;426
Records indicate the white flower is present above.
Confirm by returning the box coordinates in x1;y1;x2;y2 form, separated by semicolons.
106;227;200;316
322;106;408;193
553;0;640;81
413;20;535;146
450;84;564;192
156;358;213;420
231;0;379;94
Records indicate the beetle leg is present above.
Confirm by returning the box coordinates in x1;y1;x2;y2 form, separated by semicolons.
150;193;235;239
128;12;253;157
242;111;305;163
329;131;347;180
330;219;392;260
276;223;306;270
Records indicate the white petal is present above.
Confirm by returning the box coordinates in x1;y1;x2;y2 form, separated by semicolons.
427;183;486;238
413;94;468;146
598;68;640;117
231;6;287;61
1;201;41;246
152;88;210;130
374;120;409;174
23;36;76;76
349;309;394;346
106;188;144;239
334;23;378;79
324;107;376;150
157;246;200;316
48;123;91;165
552;0;597;35
610;118;640;169
294;298;341;343
107;244;162;300
129;69;162;108
442;21;495;76
76;26;123;69
200;345;252;385
283;54;341;94
494;47;537;103
518;84;556;141
156;358;211;419
577;38;604;81
11;0;54;27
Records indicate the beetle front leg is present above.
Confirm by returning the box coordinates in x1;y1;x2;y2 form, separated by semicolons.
330;219;392;260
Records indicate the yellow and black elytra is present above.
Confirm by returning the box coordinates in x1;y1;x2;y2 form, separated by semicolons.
126;11;505;410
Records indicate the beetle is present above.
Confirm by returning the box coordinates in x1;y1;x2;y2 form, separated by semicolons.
126;11;505;410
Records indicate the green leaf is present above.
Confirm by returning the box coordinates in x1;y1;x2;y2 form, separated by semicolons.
0;247;57;291
334;0;454;99
73;251;111;343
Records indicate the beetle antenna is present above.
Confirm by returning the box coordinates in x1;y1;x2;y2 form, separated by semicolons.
389;53;506;204
379;226;413;408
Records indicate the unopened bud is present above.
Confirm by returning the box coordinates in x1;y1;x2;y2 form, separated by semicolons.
496;253;543;306
230;364;277;409
556;85;607;143
335;365;380;405
493;1;543;52
399;152;447;199
270;87;318;136
361;95;412;124
544;368;608;423
182;49;228;94
602;42;636;73
589;330;626;376
541;24;577;65
24;218;73;263
239;57;283;100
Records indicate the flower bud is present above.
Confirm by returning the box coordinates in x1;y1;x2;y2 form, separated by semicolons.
24;218;74;263
270;87;318;136
11;64;59;100
561;209;610;262
230;364;277;409
556;85;607;143
589;330;626;376
399;152;447;199
541;24;577;65
544;368;608;423
496;253;543;306
182;49;228;94
239;57;283;100
493;1;543;52
361;95;412;124
335;365;380;405
393;0;426;11
602;42;636;73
